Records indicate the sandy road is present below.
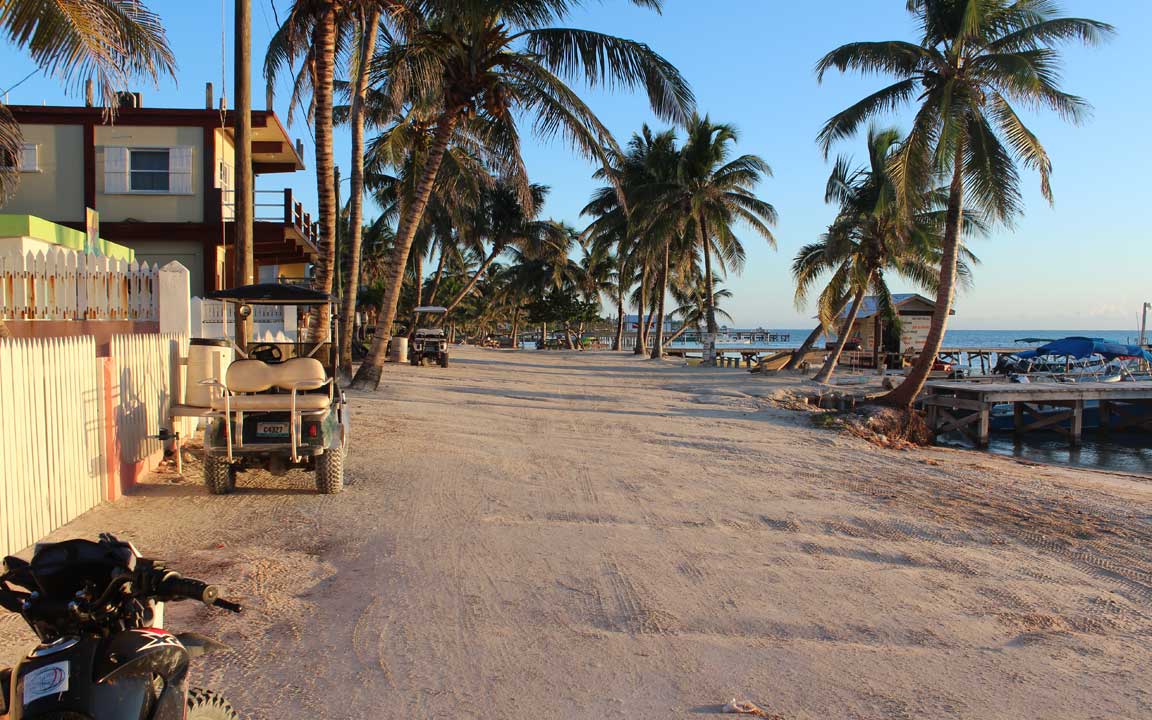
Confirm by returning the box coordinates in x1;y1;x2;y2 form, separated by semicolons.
2;347;1151;719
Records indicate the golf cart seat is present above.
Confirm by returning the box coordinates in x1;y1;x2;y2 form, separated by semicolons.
208;358;331;412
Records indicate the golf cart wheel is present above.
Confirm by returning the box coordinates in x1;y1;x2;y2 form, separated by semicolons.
410;357;420;366
440;354;449;368
315;445;345;494
204;454;236;495
186;688;240;720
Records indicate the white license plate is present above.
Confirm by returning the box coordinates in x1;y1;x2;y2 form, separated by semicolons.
256;422;289;437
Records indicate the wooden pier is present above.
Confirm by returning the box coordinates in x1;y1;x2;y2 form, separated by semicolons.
923;381;1152;447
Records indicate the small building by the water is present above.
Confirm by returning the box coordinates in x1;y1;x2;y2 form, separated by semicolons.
833;293;953;362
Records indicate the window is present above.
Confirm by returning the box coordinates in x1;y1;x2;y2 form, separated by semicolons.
130;149;170;191
0;143;38;172
104;145;193;194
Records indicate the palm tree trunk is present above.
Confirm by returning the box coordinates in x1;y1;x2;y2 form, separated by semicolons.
785;323;825;370
409;253;424;337
880;144;965;407
308;8;338;342
813;283;868;384
352;110;461;389
633;266;648;354
539;322;547;349
443;245;501;313
337;6;380;378
698;217;719;366
613;277;625;351
426;241;448;305
510;307;520;349
649;241;669;359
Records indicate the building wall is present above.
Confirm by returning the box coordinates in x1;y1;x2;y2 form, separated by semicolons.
115;239;206;297
94;125;204;222
3;124;85;222
215;128;235;220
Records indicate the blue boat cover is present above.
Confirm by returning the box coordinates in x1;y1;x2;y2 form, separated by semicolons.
1014;336;1152;362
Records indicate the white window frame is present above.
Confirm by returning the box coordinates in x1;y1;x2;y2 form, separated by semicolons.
0;143;39;173
103;145;195;196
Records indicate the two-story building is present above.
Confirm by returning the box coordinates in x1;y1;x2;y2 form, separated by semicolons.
2;92;319;296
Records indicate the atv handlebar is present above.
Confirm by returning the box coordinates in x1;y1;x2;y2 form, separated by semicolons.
155;573;242;613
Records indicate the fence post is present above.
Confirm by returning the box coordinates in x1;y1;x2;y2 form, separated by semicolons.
158;262;191;337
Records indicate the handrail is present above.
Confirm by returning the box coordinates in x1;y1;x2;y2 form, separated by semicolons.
218;187;319;248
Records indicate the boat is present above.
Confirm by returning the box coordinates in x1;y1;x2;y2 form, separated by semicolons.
987;337;1152;432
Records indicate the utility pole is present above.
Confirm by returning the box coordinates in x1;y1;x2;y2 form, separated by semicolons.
234;0;255;345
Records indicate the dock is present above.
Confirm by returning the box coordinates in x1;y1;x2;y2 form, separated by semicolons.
923;380;1152;447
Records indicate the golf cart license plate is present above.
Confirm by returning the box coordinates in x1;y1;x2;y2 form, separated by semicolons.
256;422;289;437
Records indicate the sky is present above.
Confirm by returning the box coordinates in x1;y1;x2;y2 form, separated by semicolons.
3;0;1149;330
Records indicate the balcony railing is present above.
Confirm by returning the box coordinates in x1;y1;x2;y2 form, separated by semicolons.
220;188;320;249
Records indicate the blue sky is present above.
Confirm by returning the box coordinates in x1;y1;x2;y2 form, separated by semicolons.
4;1;1148;330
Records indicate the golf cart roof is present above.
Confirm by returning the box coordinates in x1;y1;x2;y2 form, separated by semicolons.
205;283;334;305
415;328;445;335
414;305;448;314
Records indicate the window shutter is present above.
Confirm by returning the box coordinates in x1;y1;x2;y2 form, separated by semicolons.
170;146;193;194
20;144;38;172
104;146;128;193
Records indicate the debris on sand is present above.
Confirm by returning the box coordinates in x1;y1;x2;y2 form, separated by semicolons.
841;406;933;449
723;698;786;718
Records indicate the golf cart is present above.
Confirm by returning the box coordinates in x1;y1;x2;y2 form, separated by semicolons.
410;306;450;367
199;283;350;494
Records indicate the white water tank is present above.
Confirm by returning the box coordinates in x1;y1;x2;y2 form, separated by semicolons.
186;338;234;407
389;336;409;363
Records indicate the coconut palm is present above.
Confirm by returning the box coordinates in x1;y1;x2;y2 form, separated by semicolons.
336;4;383;375
442;182;567;314
816;0;1112;404
266;0;348;339
642;114;776;365
350;0;694;388
795;126;983;384
0;0;175;338
665;276;733;346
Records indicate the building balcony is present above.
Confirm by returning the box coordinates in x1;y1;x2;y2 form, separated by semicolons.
218;187;320;266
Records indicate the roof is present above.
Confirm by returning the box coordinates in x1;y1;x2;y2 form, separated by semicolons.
837;293;953;320
8;104;304;173
205;283;332;304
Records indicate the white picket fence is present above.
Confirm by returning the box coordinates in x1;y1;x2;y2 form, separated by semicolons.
0;336;107;557
190;296;297;342
0;248;159;322
0;332;186;557
110;333;186;469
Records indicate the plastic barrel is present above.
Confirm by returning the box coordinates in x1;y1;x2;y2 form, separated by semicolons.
186;338;234;407
389;336;409;363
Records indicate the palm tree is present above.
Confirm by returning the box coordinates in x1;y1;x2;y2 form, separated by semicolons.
350;0;694;388
644;115;777;366
337;4;383;376
816;0;1112;405
665;276;733;345
0;0;175;339
266;0;346;340
442;182;567;314
796;126;984;384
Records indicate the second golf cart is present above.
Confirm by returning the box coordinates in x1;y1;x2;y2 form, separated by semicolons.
409;306;450;367
199;283;350;494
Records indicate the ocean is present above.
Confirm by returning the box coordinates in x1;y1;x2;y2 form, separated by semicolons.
763;328;1146;349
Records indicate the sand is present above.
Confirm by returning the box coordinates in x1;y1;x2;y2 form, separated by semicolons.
1;346;1150;719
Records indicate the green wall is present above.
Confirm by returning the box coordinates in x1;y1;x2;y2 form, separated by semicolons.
0;214;134;262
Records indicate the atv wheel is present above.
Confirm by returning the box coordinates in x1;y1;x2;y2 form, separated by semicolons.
315;445;344;494
186;688;240;720
204;454;236;495
439;354;449;368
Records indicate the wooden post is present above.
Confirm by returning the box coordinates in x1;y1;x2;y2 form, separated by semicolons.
1070;400;1083;446
1013;402;1024;436
1099;400;1111;432
234;0;254;345
977;405;990;448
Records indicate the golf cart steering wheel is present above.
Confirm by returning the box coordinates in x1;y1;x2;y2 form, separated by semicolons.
249;343;283;362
